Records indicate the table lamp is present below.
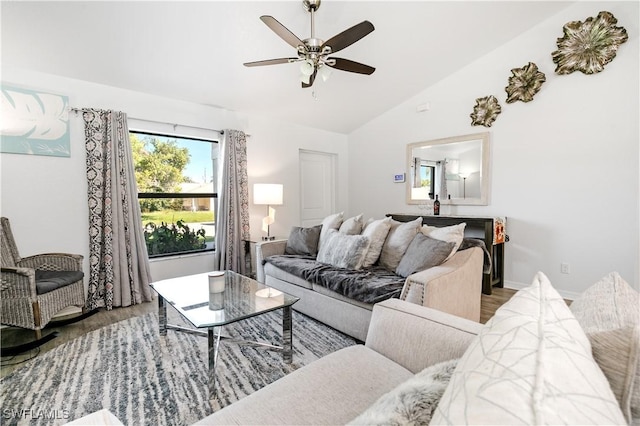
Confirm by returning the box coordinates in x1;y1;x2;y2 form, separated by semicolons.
253;183;283;240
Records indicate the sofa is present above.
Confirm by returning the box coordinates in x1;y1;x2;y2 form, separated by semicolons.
256;214;486;341
197;270;639;425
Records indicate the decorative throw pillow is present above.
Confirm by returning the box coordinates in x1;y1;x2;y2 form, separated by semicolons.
359;217;392;268
379;218;422;272
420;223;466;261
569;271;640;424
316;230;370;270
284;225;322;256
395;234;454;278
318;212;343;253
348;358;458;426
431;272;627;425
339;214;364;235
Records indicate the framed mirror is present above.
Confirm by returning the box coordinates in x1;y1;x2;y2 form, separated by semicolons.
406;132;490;206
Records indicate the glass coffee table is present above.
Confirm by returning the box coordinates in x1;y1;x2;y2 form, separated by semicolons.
150;270;299;397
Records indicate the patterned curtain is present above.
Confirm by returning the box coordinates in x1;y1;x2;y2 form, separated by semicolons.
436;160;448;200
214;129;250;273
83;109;152;310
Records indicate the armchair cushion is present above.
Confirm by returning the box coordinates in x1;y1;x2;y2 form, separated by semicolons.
35;270;84;295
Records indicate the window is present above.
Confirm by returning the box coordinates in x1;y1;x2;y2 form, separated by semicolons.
130;131;218;258
420;163;436;199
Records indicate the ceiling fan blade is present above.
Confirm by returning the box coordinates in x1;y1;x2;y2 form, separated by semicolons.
322;21;374;54
244;58;298;67
328;58;375;75
302;69;317;88
260;15;305;49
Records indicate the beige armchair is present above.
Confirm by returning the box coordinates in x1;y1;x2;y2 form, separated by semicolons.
1;217;86;340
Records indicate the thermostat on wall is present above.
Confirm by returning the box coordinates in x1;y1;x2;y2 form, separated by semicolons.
394;173;405;183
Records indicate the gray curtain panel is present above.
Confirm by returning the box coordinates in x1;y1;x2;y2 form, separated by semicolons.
214;129;250;273
83;109;152;310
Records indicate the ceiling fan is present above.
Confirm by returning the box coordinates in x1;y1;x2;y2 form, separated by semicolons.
243;0;375;88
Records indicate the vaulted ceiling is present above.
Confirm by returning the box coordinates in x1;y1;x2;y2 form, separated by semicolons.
1;1;572;133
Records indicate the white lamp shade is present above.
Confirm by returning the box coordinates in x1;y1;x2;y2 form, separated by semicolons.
254;184;283;205
300;59;315;76
318;65;332;82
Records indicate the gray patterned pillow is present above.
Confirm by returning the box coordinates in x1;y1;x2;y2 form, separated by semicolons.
395;234;455;278
284;225;322;256
349;358;458;425
316;230;370;270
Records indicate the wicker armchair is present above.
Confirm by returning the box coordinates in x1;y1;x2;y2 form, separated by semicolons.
1;217;86;340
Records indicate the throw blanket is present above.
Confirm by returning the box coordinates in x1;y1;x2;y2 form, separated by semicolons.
263;238;491;304
458;238;492;274
263;255;404;304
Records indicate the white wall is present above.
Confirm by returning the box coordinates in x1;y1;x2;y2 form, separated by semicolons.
0;69;347;284
347;1;639;298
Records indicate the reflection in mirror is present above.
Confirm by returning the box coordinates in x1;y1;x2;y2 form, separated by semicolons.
406;132;490;206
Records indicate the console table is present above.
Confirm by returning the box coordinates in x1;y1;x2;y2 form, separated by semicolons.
388;214;507;295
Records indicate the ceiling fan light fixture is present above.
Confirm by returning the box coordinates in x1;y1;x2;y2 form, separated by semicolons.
245;0;375;88
318;64;332;82
300;59;315;76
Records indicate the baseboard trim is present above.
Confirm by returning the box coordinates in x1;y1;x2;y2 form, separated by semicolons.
503;280;580;302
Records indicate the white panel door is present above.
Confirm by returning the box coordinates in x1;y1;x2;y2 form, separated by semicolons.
299;150;336;227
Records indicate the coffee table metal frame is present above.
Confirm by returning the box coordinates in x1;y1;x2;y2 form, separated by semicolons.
151;271;299;397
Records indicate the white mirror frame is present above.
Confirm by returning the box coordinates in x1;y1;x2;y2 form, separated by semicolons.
406;132;490;206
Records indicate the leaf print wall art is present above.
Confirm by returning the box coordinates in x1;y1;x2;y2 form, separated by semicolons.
1;83;71;157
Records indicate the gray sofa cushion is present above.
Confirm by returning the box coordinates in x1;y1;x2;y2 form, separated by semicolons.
194;345;413;425
264;255;404;304
395;234;454;278
285;225;322;256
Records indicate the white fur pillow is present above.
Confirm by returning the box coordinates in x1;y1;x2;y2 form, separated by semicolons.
379;217;422;271
316;230;370;270
420;222;466;261
360;217;392;268
349;358;458;425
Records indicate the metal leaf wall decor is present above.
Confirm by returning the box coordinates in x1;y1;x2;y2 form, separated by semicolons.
470;95;501;127
505;62;546;103
552;11;628;75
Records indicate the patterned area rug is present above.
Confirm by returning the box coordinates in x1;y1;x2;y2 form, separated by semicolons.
0;309;357;425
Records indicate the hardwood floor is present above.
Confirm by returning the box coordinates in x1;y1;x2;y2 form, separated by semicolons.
480;287;517;324
0;298;157;378
1;287;519;378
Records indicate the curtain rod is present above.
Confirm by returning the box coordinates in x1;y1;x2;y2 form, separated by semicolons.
68;107;224;135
